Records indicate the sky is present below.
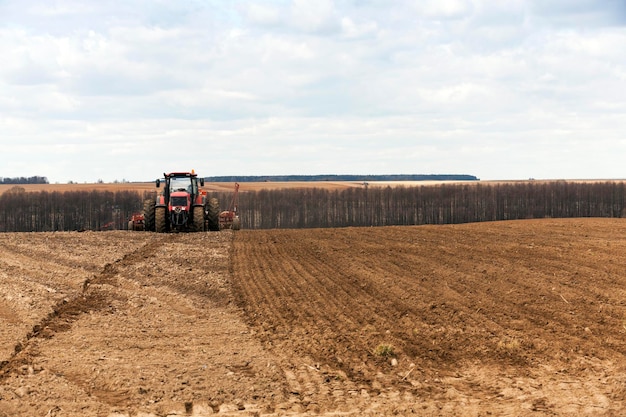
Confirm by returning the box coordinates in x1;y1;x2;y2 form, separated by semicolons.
1;0;625;183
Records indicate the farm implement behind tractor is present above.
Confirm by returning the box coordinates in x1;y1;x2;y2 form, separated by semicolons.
219;182;241;230
128;213;145;231
143;171;220;233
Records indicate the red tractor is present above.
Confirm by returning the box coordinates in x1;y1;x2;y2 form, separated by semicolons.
143;171;220;232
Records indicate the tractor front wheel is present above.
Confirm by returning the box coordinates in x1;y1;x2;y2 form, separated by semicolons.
206;198;220;231
143;199;156;232
155;207;167;233
193;206;204;232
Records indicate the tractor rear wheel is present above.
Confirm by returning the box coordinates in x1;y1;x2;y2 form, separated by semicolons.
143;199;156;232
155;207;167;233
206;198;220;231
193;206;204;232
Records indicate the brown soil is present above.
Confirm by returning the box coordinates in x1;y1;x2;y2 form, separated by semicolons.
2;219;626;416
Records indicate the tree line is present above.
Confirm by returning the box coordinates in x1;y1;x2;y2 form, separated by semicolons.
0;176;49;184
0;187;147;232
1;181;625;232
206;174;479;182
236;181;626;229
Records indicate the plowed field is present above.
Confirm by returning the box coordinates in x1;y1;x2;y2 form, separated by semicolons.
2;219;626;416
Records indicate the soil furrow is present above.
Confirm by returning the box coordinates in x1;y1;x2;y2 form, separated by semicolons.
230;219;626;415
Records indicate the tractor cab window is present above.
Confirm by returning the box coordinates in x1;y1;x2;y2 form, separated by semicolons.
169;176;195;194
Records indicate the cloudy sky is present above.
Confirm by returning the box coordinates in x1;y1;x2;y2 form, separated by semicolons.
1;0;625;183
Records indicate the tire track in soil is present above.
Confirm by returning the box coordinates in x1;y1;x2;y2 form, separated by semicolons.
0;237;167;382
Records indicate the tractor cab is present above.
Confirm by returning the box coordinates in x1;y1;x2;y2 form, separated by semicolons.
157;172;205;202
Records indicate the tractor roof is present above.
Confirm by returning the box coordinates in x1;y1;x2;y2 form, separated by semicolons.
164;172;197;178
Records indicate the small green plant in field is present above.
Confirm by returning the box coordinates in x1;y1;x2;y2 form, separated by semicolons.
374;343;395;357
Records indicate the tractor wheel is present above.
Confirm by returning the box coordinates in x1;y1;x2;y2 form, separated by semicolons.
192;206;204;232
206;198;220;231
232;216;241;231
155;207;167;233
143;199;156;232
128;220;134;231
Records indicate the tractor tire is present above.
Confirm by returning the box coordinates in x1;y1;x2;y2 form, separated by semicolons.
192;206;204;232
128;220;133;231
155;207;167;233
232;216;241;231
206;198;220;231
143;199;156;232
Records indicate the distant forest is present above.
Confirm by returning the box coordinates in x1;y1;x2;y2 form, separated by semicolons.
0;174;477;184
0;176;49;184
204;174;479;182
1;181;625;232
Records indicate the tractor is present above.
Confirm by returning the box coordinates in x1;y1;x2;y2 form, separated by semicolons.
143;171;220;232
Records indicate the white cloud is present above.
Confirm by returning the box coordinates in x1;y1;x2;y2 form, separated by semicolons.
245;3;282;26
528;0;626;28
340;17;379;39
411;0;474;20
289;0;338;33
